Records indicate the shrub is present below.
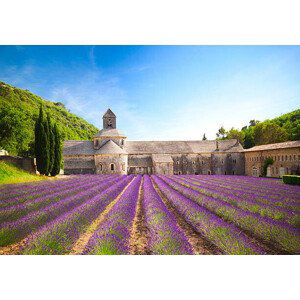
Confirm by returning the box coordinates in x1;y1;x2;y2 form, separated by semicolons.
282;175;300;185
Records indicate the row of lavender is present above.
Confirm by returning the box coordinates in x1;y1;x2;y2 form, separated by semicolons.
0;175;126;247
82;175;193;255
1;174;299;254
174;176;300;225
159;175;300;253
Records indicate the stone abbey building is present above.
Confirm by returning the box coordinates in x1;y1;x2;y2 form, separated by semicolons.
63;109;300;177
63;109;246;175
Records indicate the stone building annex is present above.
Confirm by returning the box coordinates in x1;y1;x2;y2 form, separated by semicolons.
63;109;246;175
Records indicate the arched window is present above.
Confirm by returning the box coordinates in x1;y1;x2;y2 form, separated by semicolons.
99;163;103;171
110;163;115;171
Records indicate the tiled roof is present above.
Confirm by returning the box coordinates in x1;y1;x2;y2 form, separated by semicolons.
63;141;95;156
64;139;243;156
124;139;242;154
243;140;300;152
95;140;127;154
94;128;126;138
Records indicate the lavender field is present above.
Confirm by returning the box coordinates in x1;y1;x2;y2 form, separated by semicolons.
0;175;299;255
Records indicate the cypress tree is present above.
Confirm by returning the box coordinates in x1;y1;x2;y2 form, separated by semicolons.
51;124;62;176
34;106;50;175
40;122;50;175
35;106;43;174
46;113;55;175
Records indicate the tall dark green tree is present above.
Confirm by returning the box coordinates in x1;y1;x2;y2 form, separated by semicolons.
202;133;207;140
51;124;62;176
46;113;55;175
34;107;43;172
34;106;49;175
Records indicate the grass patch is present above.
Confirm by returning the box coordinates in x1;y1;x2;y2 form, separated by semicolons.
0;228;17;247
0;161;49;184
93;240;119;255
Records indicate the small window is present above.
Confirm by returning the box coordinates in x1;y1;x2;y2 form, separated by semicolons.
282;156;284;161
99;163;103;171
224;171;227;175
289;155;292;161
110;163;115;171
232;170;235;175
178;171;182;175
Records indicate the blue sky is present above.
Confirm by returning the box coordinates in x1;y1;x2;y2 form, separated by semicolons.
0;45;299;140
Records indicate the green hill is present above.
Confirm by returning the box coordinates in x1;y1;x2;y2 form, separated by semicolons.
0;81;99;156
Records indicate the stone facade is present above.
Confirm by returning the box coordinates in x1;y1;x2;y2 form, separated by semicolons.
244;141;300;177
63;109;246;175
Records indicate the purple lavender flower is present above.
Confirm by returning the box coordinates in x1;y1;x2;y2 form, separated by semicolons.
160;175;300;253
83;176;142;255
143;175;193;255
21;175;134;254
152;176;266;255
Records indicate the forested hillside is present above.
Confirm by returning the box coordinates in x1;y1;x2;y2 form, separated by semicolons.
0;82;98;156
216;109;300;148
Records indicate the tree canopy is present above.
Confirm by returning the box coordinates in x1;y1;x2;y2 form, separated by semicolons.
216;109;300;148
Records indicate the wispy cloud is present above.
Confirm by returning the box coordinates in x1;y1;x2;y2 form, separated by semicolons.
1;63;35;86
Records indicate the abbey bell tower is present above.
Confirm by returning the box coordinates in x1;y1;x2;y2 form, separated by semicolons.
103;108;116;129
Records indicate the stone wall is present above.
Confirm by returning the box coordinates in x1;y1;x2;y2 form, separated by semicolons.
0;156;36;173
245;147;300;177
64;155;95;174
63;151;245;175
171;152;244;175
94;154;127;175
153;162;173;175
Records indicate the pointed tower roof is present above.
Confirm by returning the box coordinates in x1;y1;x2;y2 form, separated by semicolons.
103;108;116;118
